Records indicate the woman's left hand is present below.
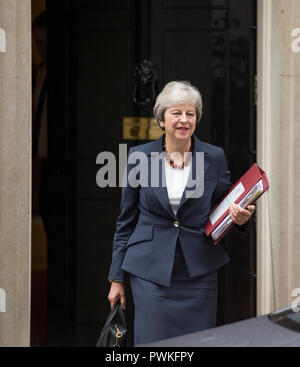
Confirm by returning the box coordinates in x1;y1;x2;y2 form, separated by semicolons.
229;203;255;226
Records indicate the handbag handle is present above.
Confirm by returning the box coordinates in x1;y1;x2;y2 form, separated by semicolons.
118;303;127;328
101;300;127;334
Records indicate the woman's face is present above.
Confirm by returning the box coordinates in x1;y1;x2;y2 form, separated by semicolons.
159;103;197;144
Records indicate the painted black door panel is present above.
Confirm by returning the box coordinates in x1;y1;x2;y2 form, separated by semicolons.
46;0;256;346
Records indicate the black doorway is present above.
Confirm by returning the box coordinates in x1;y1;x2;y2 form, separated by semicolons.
41;0;257;346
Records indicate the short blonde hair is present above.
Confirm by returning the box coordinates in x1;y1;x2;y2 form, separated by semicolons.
153;81;203;129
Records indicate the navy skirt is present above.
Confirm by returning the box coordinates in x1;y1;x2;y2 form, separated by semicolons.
129;241;218;345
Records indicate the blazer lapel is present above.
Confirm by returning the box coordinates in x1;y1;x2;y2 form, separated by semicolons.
146;134;210;217
147;134;176;217
177;135;210;210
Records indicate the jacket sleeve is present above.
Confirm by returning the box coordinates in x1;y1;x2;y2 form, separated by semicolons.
212;148;249;233
211;147;232;206
107;148;140;282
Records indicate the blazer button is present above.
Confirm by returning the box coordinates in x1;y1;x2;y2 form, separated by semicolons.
173;221;179;227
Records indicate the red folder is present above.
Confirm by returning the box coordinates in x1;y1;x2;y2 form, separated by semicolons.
205;163;269;244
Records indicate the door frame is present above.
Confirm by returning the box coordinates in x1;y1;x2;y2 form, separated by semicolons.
256;0;277;316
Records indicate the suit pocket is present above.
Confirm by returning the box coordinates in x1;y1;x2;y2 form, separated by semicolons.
125;224;154;248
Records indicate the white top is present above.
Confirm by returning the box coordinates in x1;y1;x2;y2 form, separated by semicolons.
164;161;191;215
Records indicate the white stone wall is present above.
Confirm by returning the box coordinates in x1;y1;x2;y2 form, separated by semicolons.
0;0;31;346
257;0;300;315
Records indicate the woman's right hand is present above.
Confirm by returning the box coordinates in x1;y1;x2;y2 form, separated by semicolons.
108;282;126;310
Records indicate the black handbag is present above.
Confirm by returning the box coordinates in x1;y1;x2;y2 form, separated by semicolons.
96;300;130;347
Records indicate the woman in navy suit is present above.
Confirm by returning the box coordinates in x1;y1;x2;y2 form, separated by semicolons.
107;81;255;345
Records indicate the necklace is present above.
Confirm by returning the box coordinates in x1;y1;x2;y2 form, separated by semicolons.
162;135;193;169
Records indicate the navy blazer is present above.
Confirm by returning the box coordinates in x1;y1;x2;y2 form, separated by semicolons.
108;133;240;287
